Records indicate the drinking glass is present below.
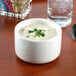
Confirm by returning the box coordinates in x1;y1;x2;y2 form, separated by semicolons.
0;0;32;19
47;0;73;27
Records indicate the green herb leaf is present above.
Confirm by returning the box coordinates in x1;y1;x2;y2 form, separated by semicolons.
35;32;40;37
28;28;45;38
41;33;45;37
34;28;37;31
28;30;34;33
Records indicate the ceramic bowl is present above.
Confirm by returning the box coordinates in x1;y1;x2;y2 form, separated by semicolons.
14;18;62;64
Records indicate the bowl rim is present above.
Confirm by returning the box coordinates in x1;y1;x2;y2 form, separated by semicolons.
15;18;62;42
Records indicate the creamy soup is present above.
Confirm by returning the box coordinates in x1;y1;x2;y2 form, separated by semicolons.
19;23;57;40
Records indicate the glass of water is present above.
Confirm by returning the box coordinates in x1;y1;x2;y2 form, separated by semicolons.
47;0;73;27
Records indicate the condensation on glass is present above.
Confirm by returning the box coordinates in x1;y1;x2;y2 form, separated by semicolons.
47;0;73;27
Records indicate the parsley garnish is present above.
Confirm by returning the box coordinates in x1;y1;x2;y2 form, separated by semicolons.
27;28;45;38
